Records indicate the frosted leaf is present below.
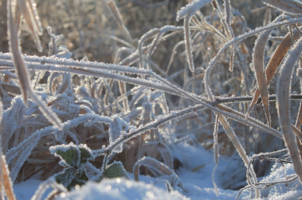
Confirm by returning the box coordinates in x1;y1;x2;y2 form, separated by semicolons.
55;167;88;191
50;143;81;168
55;168;76;189
103;161;129;179
6;114;109;182
51;143;93;190
50;143;94;167
79;144;95;164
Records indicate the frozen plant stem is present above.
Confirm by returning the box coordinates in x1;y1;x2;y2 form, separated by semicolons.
93;96;284;157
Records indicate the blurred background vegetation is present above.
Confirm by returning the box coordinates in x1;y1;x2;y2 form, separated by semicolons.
0;0;268;60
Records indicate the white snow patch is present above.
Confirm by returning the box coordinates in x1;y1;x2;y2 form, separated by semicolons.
55;178;188;200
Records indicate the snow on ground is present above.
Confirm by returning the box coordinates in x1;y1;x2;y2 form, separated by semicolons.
13;144;302;199
245;162;302;200
14;179;44;200
56;178;188;200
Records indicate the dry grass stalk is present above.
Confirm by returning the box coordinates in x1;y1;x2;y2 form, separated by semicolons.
277;36;302;184
247;15;283;126
246;27;302;118
0;100;15;200
183;14;195;72
218;115;260;197
291;125;302;142
166;41;185;74
107;0;132;42
147;26;182;69
138;28;160;69
7;0;30;104
223;0;235;72
177;0;212;73
7;0;62;129
0;156;16;200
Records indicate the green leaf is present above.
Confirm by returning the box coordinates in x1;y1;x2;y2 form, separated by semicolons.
67;169;89;191
104;161;128;179
55;168;76;188
79;147;93;165
56;147;80;167
51;144;91;190
55;168;89;191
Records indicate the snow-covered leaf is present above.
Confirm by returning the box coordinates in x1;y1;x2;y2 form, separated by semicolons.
79;146;94;165
50;143;80;168
55;168;76;189
55;168;88;191
104;161;129;179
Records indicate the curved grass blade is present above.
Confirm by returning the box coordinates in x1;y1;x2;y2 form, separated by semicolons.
218;114;260;197
177;0;213;73
247;15;283;126
157;142;173;170
133;156;173;182
277;36;302;184
17;0;43;52
7;0;30;104
246;27;302;118
107;0;132;42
